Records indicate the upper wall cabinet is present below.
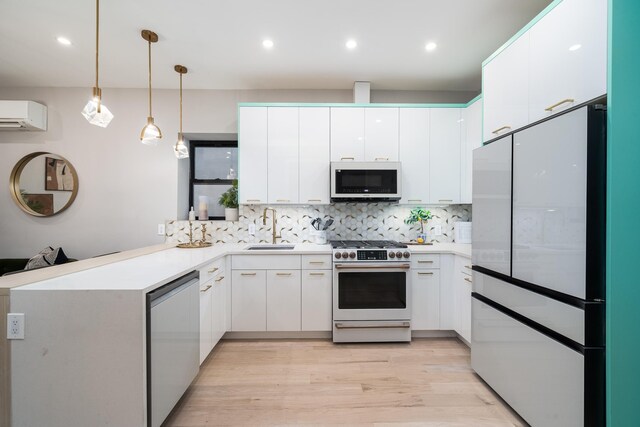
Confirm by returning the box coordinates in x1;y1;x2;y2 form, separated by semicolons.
528;0;607;122
330;108;365;161
299;108;331;204
364;108;399;161
399;108;430;204
482;33;530;142
429;108;462;204
267;107;299;204
238;107;268;204
461;98;482;203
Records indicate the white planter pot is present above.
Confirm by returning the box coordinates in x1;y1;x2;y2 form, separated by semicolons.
224;208;238;221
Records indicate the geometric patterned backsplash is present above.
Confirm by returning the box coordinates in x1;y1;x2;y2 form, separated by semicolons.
165;203;471;245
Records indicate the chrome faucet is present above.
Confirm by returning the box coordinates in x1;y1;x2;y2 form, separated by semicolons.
262;207;281;244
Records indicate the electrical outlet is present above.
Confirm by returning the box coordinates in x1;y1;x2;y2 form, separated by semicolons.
248;223;256;236
433;225;442;236
157;223;165;236
7;313;24;339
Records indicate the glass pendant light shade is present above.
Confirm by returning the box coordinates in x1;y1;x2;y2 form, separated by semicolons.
174;136;189;159
82;95;113;128
140;117;162;145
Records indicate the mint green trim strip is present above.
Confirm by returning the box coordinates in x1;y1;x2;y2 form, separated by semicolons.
481;0;563;68
238;97;482;109
466;93;482;106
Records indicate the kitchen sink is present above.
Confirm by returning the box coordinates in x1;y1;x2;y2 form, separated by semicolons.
245;244;296;251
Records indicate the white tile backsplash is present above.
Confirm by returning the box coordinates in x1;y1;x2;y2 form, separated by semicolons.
166;204;471;244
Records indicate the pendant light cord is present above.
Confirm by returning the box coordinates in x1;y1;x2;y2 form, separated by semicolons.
179;72;183;139
148;38;153;118
95;0;101;112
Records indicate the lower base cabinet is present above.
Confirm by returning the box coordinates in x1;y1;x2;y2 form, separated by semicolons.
301;270;332;331
454;255;473;343
199;280;214;364
411;269;441;330
232;270;267;331
267;270;301;331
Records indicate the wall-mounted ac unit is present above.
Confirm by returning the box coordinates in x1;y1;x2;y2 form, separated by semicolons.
0;100;47;131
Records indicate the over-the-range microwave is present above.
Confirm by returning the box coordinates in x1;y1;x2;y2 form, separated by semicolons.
330;161;402;202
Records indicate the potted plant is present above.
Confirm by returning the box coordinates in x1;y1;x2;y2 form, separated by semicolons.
405;207;432;243
218;180;238;221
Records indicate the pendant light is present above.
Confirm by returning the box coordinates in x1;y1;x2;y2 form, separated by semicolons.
174;65;189;159
140;29;162;145
81;0;114;127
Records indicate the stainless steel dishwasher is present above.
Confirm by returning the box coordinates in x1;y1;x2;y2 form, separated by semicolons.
146;270;199;427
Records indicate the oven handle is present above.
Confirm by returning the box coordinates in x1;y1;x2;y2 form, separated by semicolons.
334;322;411;329
334;263;411;270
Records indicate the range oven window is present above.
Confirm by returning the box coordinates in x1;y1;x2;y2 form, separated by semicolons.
335;169;397;194
338;272;406;309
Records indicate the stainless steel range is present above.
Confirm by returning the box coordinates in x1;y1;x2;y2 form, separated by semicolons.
331;240;412;343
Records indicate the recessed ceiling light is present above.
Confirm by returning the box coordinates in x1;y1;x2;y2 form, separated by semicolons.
262;39;274;49
346;39;358;50
425;42;437;52
57;36;72;46
569;44;582;51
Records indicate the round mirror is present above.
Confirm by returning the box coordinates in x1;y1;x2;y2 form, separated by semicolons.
10;152;79;217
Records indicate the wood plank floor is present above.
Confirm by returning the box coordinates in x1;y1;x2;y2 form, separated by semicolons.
164;338;528;426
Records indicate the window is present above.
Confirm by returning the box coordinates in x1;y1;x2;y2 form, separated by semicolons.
189;141;238;220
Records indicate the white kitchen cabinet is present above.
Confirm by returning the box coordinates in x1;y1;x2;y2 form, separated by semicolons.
438;254;455;330
429;108;462;204
330;108;365;161
267;107;299;204
231;270;267;331
482;33;529;142
411;269;441;330
364;108;399;161
454;255;472;344
528;0;607;123
199;280;214;364
399;108;430;204
266;270;301;331
211;272;227;347
299;107;331;204
238;107;268;204
461;98;482;204
301;270;332;331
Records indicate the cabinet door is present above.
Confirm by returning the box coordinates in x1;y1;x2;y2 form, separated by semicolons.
266;270;301;331
330;108;365;161
429;108;461;204
528;0;607;123
267;107;299;204
411;269;440;330
199;281;213;364
231;270;267;331
299;107;330;204
239;107;268;204
211;273;227;347
438;254;455;330
454;255;473;343
301;270;332;331
364;108;399;161
461;99;482;203
399;108;430;204
482;33;529;142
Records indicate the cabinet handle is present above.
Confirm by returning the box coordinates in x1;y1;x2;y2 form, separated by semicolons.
492;125;511;135
464;277;473;283
241;272;257;276
439;199;453;203
408;199;422;203
340;157;355;161
200;284;212;292
276;272;292;276
417;260;434;264
246;199;262;203
215;276;225;282
208;267;219;274
309;272;325;276
545;98;575;112
307;199;322;202
418;272;434;276
375;157;389;161
464;265;472;269
276;199;290;203
309;261;325;265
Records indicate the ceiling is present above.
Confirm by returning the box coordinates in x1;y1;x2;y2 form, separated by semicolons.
0;0;552;91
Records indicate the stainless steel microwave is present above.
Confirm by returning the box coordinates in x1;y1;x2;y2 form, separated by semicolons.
330;162;402;202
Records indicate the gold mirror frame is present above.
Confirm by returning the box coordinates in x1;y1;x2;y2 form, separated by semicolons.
9;152;79;217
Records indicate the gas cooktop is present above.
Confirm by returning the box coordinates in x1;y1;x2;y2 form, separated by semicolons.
330;240;408;249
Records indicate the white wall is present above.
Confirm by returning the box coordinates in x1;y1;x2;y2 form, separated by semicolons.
0;87;477;259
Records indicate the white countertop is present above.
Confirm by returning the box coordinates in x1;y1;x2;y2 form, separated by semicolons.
13;242;471;293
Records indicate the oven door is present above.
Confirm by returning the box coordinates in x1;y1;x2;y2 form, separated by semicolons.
333;262;411;321
330;162;401;200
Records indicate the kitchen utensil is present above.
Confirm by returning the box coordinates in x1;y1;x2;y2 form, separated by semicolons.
323;219;334;230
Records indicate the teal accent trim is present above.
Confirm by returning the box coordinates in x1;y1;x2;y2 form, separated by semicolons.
607;1;640;425
481;0;563;68
465;93;482;106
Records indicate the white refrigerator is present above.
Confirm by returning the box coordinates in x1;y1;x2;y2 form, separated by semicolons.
471;104;606;427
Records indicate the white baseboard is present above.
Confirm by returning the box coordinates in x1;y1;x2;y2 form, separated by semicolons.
223;331;332;340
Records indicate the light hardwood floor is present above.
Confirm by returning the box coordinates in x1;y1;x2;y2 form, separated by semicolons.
165;338;528;426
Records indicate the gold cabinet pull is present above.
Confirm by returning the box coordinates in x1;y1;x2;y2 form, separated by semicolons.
200;284;212;292
241;272;257;276
417;260;434;264
208;267;219;274
492;125;512;135
545;98;575;112
439;199;453;202
276;199;290;202
309;272;325;276
276;272;292;276
246;199;262;203
375;157;389;161
307;199;322;202
340;157;355;160
309;261;325;265
408;199;422;203
464;277;473;283
215;276;225;282
418;272;434;275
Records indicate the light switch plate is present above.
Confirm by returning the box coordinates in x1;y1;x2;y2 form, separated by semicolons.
157;223;165;236
248;223;256;235
432;225;442;236
7;313;24;339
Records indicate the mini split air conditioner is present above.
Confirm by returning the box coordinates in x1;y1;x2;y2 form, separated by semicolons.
0;100;47;131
